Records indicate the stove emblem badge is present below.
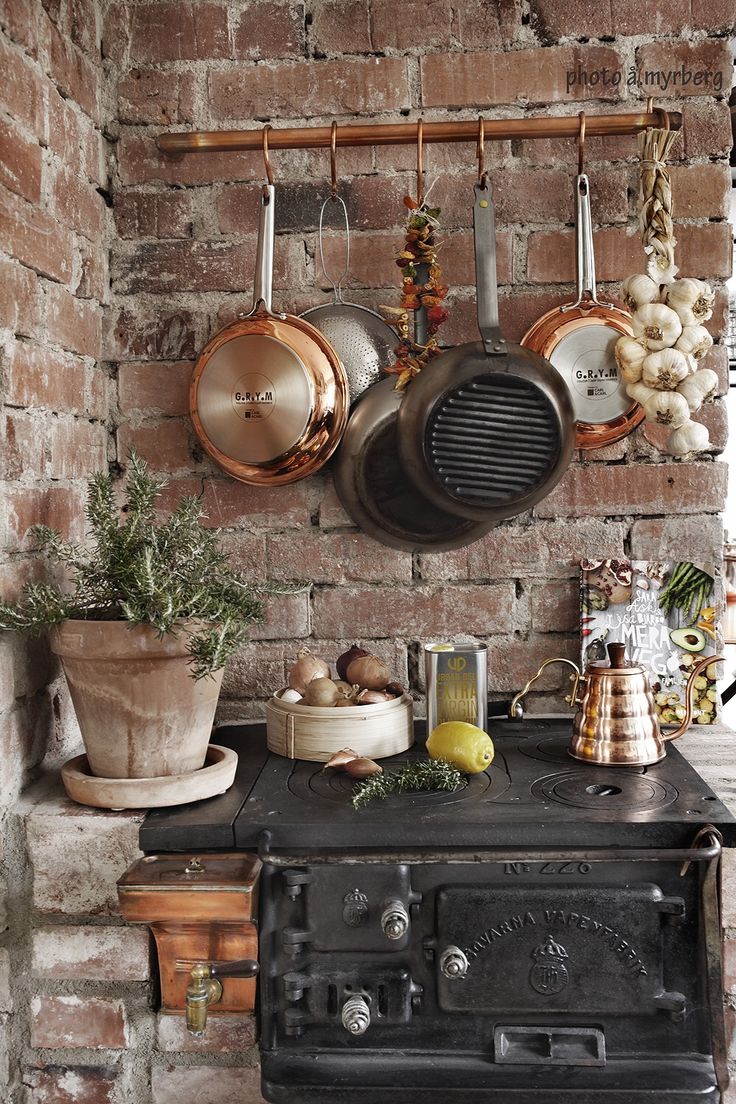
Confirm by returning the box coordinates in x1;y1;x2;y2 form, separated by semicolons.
342;889;369;927
529;934;569;996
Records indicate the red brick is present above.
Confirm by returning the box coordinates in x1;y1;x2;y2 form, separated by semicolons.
527;223;733;284
311;0;370;54
313;583;514;638
249;591;311;641
682;101;733;161
630;515;725;564
208;57;410;119
2;410;47;479
233;1;305;59
215;532;268;580
101;0;129;63
154;477;312;530
23;1064;123;1104
3;341;88;412
118;68;197;126
0;185;74;284
669;164;731;220
70;0;99;53
419;518;626;581
47;284;102;358
48;418;107;479
45;83;83;170
371;0;452;48
3;485;88;550
117;134;263;188
32;925;150;981
118;362;192;416
31;996;128;1049
129;2;230;62
267;531;412;584
454;0;519;48
117;420;192;474
421;45;625;109
531;579;579;632
105;307;196;361
486;634;581;693
636;40;732;98
431;170;571;228
76;237;108;302
221;640;294;700
532;0;690;38
0;114;42;203
702;343;729;395
112;237;304;295
81;120;106;188
156;1012;256;1053
46;18;99;118
0;0;40;54
114;191;193;239
151;1066;261;1104
0;255;40;336
690;0;736;28
536;461;727;518
0;34;45;134
50;163;106;241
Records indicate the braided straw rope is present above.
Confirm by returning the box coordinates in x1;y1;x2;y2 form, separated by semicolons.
638;125;680;284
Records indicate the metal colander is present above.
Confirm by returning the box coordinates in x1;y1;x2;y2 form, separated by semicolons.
301;195;397;402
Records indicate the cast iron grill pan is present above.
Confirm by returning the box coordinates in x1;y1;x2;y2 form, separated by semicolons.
427;374;561;507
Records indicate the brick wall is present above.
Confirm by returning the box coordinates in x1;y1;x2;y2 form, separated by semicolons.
1;0;734;1100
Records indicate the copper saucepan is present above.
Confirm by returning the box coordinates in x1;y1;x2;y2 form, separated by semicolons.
521;114;642;450
190;132;349;486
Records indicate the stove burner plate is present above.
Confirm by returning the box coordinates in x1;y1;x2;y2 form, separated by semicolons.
289;761;501;807
519;734;647;773
532;769;678;812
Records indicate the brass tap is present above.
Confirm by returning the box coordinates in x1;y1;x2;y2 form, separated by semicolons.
186;964;223;1036
185;958;259;1036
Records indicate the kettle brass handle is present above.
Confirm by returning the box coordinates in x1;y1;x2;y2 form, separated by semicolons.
510;658;582;719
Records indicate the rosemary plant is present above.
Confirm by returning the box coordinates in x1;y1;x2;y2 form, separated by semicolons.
0;452;265;679
352;759;463;809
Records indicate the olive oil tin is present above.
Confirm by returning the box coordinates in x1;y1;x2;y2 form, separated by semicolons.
425;643;488;734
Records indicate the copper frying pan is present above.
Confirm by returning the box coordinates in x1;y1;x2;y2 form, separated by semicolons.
190;133;349;486
521;114;642;450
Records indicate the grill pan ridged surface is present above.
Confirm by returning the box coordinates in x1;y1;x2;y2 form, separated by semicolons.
427;374;561;506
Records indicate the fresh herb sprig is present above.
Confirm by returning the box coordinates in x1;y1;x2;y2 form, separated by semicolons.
352;758;463;809
658;562;713;626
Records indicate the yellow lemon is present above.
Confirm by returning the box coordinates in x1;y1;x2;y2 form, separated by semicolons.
426;722;494;774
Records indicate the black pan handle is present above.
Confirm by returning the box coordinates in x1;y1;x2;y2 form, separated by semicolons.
473;181;507;357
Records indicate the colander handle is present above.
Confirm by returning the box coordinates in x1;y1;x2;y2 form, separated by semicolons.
473;180;507;357
318;193;350;304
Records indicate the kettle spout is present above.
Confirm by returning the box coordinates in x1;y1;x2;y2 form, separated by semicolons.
662;655;722;742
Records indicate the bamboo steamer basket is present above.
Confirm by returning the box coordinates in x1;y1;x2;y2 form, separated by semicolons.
265;693;414;761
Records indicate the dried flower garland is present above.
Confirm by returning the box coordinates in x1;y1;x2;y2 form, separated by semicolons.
615;121;716;457
381;196;449;391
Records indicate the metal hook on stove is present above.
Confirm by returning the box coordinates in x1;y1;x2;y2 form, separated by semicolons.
416;118;424;207
477;116;488;190
262;124;274;186
577;111;586;178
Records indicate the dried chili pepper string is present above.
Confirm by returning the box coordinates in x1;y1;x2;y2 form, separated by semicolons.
381;180;449;392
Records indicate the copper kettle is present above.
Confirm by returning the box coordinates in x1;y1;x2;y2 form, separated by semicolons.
511;642;722;767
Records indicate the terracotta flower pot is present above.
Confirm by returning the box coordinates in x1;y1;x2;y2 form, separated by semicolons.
50;620;224;779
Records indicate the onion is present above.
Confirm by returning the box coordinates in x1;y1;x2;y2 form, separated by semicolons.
335;697;359;708
346;654;390;690
287;650;330;694
333;680;354;697
277;687;302;703
304;677;341;707
385;681;405;698
336;644;368;681
356;689;391;705
323;748;359;770
344;757;383;779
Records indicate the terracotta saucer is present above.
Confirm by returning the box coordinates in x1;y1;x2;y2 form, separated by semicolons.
61;743;238;810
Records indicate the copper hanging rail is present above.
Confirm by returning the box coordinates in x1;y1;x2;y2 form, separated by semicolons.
157;109;680;156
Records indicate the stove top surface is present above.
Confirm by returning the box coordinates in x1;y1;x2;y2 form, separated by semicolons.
140;719;736;852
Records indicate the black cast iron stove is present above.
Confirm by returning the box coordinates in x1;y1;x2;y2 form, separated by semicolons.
142;718;736;1103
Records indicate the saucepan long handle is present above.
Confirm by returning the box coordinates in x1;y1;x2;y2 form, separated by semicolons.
473;181;507;357
250;182;275;314
564;174;613;311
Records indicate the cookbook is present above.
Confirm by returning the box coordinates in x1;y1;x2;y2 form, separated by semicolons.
579;559;720;724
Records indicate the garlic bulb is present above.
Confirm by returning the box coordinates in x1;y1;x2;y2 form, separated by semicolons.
674;324;713;362
641;348;691;391
668;420;711;457
626;380;657;405
621;274;660;312
677;368;719;413
645;253;678;286
632;303;682;351
614;335;648;383
643;390;690;428
665;278;714;326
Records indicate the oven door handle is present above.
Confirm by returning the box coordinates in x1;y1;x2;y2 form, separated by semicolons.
257;829;721;866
